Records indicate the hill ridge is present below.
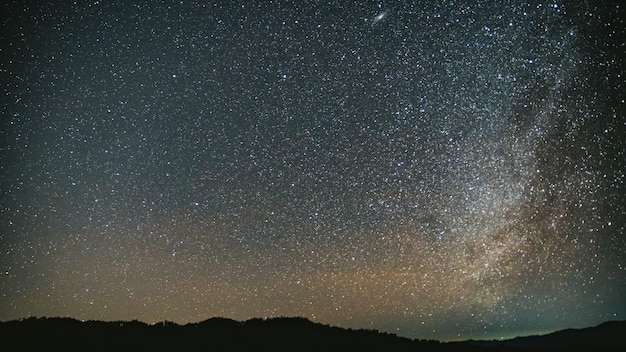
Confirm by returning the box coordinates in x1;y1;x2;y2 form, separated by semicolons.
2;316;624;351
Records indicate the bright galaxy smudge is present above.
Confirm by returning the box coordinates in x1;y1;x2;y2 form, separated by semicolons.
1;1;624;342
372;11;388;25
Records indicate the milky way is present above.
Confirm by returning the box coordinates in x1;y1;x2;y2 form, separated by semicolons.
1;1;624;341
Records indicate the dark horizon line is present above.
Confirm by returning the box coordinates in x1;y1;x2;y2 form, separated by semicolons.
3;314;624;343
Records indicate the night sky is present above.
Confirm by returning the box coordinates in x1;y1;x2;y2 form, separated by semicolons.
1;0;625;341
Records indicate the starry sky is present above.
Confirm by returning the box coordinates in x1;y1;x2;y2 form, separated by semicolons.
1;0;625;341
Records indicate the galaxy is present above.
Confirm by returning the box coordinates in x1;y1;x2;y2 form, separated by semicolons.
1;0;624;342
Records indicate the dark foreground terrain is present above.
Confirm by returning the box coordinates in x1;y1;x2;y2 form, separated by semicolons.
1;317;624;351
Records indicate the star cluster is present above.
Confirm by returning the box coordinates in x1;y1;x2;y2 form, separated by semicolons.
1;1;624;341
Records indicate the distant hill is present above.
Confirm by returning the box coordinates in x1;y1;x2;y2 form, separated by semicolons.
467;320;626;350
1;316;624;351
0;316;458;352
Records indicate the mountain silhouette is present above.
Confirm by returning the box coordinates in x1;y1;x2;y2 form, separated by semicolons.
1;316;623;351
467;320;626;350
